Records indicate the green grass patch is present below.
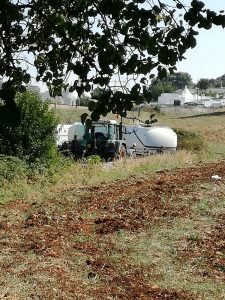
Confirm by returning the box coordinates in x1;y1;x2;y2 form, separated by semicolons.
175;128;207;152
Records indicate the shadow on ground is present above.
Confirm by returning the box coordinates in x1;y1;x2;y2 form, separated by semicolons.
174;110;225;119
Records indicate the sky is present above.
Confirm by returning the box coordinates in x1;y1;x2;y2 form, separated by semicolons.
176;1;225;83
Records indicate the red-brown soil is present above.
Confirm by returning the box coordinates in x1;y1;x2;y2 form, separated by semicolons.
1;161;225;299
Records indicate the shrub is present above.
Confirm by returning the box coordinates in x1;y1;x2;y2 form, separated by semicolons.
0;91;58;167
175;128;207;152
0;155;28;182
87;155;102;165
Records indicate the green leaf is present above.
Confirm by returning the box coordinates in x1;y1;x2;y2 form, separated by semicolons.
80;113;89;125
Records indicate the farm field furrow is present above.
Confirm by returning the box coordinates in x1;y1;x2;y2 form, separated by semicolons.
0;160;225;299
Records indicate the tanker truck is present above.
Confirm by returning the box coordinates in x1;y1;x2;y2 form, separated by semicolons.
56;120;177;159
123;124;177;156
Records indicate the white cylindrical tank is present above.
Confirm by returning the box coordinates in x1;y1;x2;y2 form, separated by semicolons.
56;122;85;147
72;122;85;140
123;125;177;154
145;126;177;148
56;124;72;147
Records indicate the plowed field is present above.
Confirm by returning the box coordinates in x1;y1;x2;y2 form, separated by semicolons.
1;161;225;299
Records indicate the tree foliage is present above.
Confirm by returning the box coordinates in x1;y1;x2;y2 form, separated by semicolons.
150;81;175;101
197;78;211;90
211;75;225;88
168;72;193;90
195;74;225;91
150;71;193;100
0;0;225;120
79;96;91;107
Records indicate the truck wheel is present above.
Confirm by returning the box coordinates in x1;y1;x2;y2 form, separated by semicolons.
107;152;117;162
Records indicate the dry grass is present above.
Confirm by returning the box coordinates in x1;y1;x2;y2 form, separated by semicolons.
0;150;198;205
158;109;225;144
1;161;225;299
1;107;225;299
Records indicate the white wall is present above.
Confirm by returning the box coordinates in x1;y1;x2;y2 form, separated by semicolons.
158;93;180;105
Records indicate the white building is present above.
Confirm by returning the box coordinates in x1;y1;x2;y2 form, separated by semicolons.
158;86;195;106
158;85;225;108
199;98;225;108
